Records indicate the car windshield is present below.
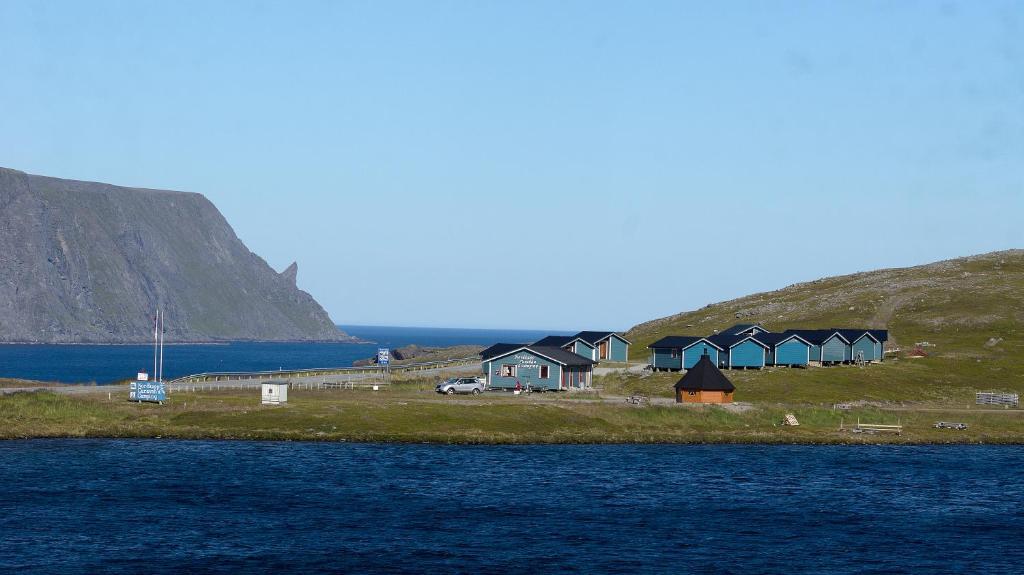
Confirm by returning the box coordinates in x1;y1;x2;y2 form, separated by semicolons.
443;378;458;384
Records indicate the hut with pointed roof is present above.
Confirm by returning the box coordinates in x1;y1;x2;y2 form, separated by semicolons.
674;355;736;403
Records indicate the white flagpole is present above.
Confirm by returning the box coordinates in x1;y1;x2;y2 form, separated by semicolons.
153;309;159;381
158;310;165;383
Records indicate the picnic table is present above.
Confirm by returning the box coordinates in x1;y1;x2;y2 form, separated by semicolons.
625;395;650;406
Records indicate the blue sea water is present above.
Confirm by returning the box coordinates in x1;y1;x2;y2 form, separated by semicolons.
0;325;568;384
0;441;1021;574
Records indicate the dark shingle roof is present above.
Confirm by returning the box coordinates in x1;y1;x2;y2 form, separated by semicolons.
533;335;574;348
480;343;529;360
832;329;880;343
674;355;735;392
528;346;597;367
648;336;703;349
481;344;596;367
708;333;768;349
751;332;788;346
781;329;839;345
574;331;632;345
717;323;768;336
868;329;889;342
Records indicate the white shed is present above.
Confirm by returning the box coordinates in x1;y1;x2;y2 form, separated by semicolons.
261;381;289;405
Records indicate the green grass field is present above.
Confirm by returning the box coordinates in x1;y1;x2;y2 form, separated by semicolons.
2;374;1022;444
2;250;1020;445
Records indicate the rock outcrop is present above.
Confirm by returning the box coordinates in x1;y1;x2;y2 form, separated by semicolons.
0;167;352;343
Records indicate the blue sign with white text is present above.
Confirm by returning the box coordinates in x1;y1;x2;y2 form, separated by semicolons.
377;348;390;366
130;381;167;403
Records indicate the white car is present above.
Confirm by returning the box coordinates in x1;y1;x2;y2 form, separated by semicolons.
435;377;485;395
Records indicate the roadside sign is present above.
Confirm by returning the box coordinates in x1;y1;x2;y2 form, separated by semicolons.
377;348;390;366
130;381;166;403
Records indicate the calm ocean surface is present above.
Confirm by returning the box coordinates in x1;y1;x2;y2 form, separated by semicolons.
0;441;1021;574
0;325;568;383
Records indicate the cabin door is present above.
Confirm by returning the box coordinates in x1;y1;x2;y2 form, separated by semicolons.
598;341;608;360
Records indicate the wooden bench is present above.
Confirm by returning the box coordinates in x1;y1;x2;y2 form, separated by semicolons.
840;418;903;435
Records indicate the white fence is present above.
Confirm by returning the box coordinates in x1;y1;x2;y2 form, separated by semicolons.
976;392;1019;407
167;357;478;385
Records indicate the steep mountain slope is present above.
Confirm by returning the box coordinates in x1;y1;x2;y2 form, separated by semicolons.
626;250;1023;363
0;167;352;343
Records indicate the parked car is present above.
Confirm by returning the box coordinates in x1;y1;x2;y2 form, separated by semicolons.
436;377;485;395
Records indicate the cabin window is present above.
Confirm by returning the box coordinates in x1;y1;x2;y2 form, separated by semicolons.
500;364;516;377
688;391;696;396
670;348;679;358
539;365;549;379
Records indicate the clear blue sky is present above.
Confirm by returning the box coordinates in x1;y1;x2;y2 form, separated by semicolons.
2;1;1021;331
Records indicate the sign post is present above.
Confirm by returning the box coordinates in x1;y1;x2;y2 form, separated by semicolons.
377;348;390;385
130;380;167;403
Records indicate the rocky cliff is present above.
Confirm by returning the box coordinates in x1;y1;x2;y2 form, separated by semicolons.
0;167;352;343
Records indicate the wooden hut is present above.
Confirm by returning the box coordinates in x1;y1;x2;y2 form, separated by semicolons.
574;331;631;363
674;355;735;403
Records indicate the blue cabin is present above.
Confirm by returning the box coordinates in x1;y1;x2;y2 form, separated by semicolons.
648;337;723;371
533;335;597;361
783;329;854;365
820;332;851;364
480;344;596;391
709;333;769;369
575;331;631;363
869;329;889;361
755;333;812;366
834;329;882;363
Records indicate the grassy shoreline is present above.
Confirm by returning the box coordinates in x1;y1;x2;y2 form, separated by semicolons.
3;385;1023;445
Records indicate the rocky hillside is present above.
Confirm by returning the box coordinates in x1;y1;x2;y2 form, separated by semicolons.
626;250;1023;363
0;167;353;343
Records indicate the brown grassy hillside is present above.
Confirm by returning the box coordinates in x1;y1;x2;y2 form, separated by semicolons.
620;251;1023;399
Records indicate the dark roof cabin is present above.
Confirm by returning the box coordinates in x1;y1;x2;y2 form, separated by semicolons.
533;335;597;359
481;343;530;360
574;331;631;362
480;344;596;391
707;333;768;369
647;336;722;371
674;355;736;403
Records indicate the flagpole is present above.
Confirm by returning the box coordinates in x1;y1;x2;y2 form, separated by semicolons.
153;308;158;381
158;310;165;383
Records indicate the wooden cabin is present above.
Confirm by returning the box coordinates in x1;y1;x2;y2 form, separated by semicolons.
532;335;597;360
674;355;736;403
574;331;631;363
708;333;768;369
756;332;812;367
480;344;596;391
648;336;723;371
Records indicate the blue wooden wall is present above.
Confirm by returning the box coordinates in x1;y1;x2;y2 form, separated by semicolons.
775;339;809;365
486;350;563;390
821;335;847;363
683;343;719;369
572;340;595;359
808;344;821;362
729;340;765;368
652;348;682;370
852;335;876;362
607;337;629;362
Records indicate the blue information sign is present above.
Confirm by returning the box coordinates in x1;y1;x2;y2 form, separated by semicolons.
130;381;167;403
377;348;390;366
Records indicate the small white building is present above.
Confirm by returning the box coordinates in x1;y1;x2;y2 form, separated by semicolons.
261;381;289;405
